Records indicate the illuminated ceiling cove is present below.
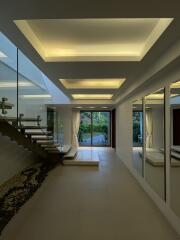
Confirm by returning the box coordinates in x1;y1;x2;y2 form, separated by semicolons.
14;18;173;62
60;78;126;89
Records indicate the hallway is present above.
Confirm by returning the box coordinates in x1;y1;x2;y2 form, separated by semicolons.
1;148;179;240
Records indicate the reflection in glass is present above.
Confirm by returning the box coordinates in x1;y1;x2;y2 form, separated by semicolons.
170;80;180;218
18;50;52;127
0;32;17;118
145;89;165;200
132;99;143;176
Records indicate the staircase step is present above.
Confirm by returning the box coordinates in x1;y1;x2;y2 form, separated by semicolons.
25;130;52;135
36;140;57;145
17;126;48;129
1;117;42;122
64;148;77;159
31;135;53;140
41;144;60;148
45;147;58;151
0;102;14;110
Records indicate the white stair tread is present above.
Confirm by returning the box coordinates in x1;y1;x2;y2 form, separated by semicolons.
171;145;180;153
31;135;53;139
64;148;77;159
140;150;180;167
160;147;180;160
57;145;72;154
25;129;49;133
41;144;60;148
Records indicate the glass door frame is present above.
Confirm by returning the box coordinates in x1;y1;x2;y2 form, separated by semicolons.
79;110;111;147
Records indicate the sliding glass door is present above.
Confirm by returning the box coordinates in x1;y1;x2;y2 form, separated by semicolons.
92;112;111;146
78;112;92;146
79;111;111;146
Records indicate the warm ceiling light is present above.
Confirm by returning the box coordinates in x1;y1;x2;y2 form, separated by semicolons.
171;81;180;88
72;94;113;100
75;106;82;108
146;93;177;100
60;78;126;89
146;94;164;100
101;106;108;109
14;18;173;62
0;82;34;88
0;51;7;58
21;94;51;99
89;106;95;109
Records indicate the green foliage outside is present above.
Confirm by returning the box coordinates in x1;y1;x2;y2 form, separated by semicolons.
78;112;109;143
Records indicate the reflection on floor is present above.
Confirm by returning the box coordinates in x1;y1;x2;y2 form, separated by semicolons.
133;147;180;219
63;147;101;166
1;148;179;240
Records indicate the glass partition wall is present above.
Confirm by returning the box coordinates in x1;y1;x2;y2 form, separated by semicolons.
0;33;17;118
0;32;55;139
132;99;143;176
18;50;52;127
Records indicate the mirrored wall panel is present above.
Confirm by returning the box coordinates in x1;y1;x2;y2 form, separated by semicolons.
170;80;180;218
132;99;143;176
145;88;165;200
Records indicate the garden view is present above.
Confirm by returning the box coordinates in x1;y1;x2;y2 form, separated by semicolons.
78;111;110;146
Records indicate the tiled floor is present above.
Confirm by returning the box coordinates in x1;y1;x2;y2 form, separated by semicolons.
1;148;180;240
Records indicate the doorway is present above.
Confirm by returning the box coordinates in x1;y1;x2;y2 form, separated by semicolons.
78;111;111;146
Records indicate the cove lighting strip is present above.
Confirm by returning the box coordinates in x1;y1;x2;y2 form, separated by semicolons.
72;94;113;100
0;82;34;88
21;94;51;99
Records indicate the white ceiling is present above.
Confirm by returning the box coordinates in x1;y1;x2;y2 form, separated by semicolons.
15;18;173;62
0;0;179;105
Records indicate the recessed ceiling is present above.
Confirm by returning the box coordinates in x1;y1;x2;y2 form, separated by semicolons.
171;81;180;88
146;93;177;100
60;78;125;89
14;18;173;62
72;94;113;100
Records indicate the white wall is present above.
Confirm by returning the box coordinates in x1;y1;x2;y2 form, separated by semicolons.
0;133;37;185
116;100;133;168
